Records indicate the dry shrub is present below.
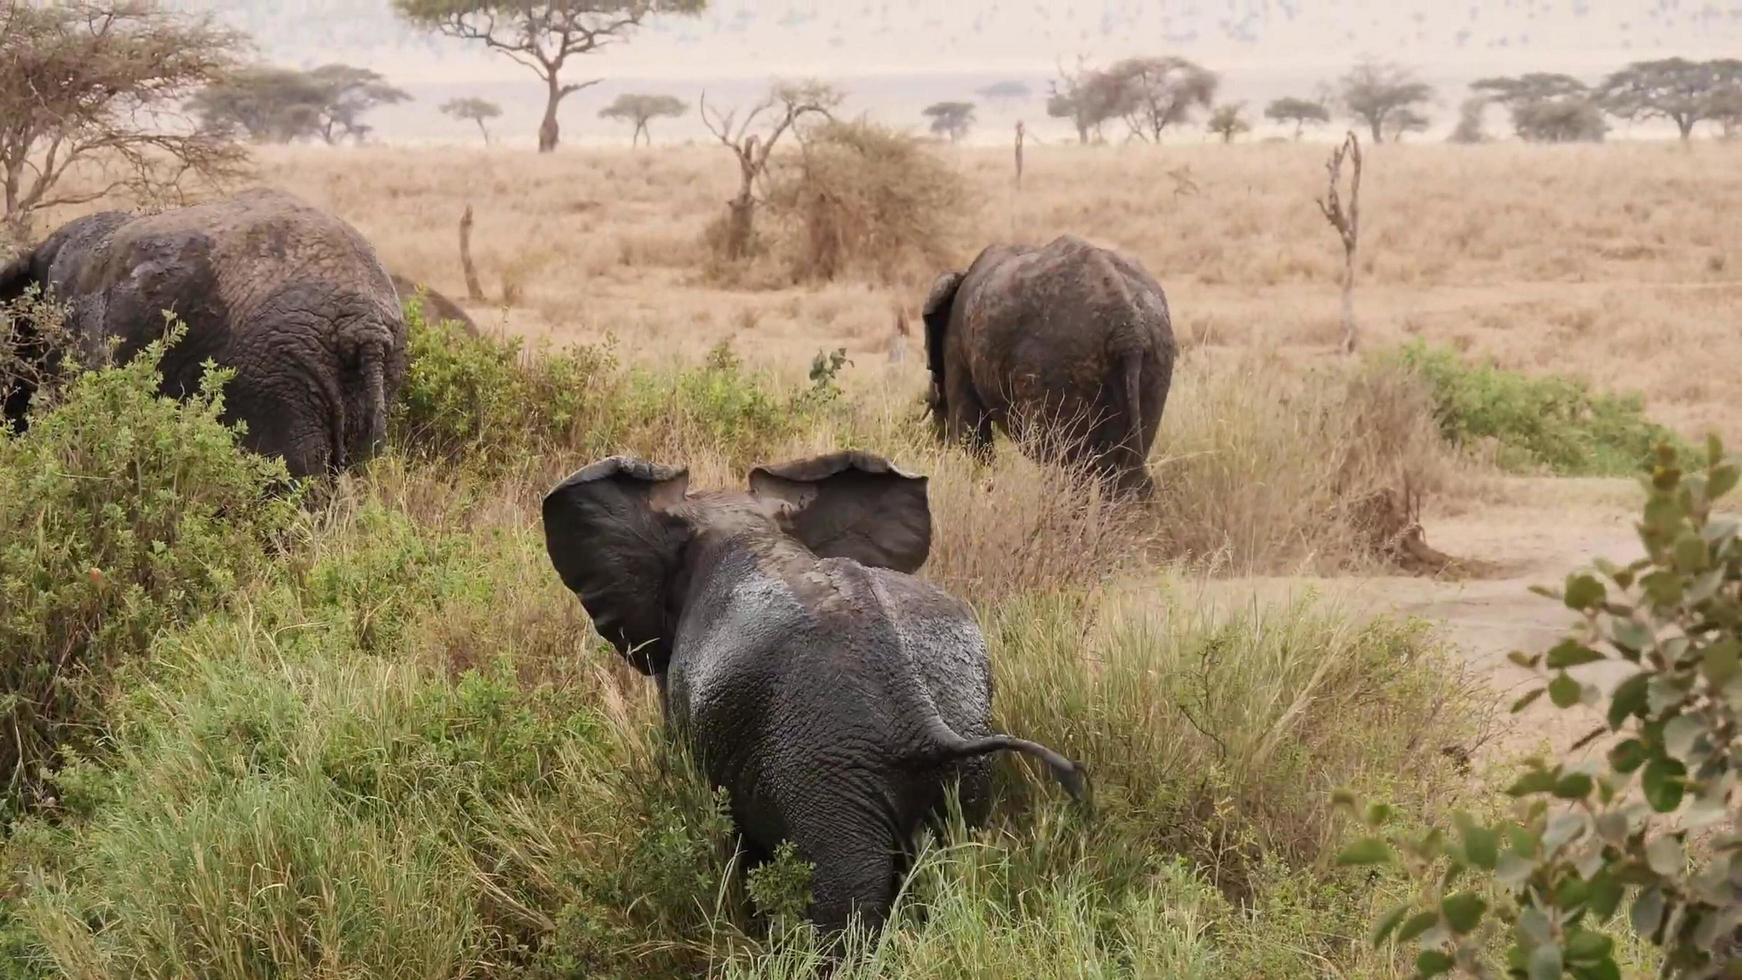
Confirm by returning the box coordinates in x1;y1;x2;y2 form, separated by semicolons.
768;120;970;284
1151;348;1453;572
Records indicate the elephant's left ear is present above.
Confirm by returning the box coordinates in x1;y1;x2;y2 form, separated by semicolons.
750;452;931;573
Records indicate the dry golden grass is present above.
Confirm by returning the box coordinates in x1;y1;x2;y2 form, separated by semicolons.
214;140;1741;440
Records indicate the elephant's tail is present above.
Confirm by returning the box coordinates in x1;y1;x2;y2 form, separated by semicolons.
361;341;388;456
1120;348;1146;466
915;723;1092;805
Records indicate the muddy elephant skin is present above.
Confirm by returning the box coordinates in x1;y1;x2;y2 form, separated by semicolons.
1;188;407;477
542;451;1088;933
923;235;1177;495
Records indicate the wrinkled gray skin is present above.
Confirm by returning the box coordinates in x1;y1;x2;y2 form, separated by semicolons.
542;452;1087;934
0;189;406;477
923;234;1177;496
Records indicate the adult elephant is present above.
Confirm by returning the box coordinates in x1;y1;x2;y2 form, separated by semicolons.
922;235;1177;496
542;452;1087;934
1;189;406;477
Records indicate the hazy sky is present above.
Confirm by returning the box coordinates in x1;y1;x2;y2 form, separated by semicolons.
186;1;1742;145
209;1;1742;82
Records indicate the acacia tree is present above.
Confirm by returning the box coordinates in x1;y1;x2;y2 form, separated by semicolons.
699;80;840;260
192;64;409;145
306;65;411;144
1599;57;1742;140
1107;56;1217;142
1046;59;1124;144
1473;73;1605;142
1264;96;1330;139
922;101;976;143
0;0;246;243
1205;102;1250;143
598;93;686;146
392;0;706;153
1448;96;1490;143
440;96;502;143
1337;59;1434;144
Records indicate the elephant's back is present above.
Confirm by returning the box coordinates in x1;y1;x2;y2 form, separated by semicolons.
110;189;398;320
958;236;1173;407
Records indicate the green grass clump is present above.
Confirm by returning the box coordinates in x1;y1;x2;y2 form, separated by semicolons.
1395;341;1682;476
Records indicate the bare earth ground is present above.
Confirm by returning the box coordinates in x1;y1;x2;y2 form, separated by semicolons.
65;141;1729;765
1179;477;1645;763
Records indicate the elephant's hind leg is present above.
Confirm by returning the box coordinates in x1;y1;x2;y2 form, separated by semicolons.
804;831;898;937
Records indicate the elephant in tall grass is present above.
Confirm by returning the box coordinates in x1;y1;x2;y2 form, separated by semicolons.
542;452;1088;933
922;235;1177;495
1;188;406;476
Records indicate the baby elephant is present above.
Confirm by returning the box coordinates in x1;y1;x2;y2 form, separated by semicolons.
542;451;1087;933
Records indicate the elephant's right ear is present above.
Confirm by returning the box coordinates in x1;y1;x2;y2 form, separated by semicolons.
921;272;963;379
542;456;692;675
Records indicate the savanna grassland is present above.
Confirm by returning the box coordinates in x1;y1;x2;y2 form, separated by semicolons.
3;138;1738;978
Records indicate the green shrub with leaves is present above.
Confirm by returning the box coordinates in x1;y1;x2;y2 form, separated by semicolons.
0;328;295;817
393;296;845;471
1396;342;1682;476
1337;438;1741;978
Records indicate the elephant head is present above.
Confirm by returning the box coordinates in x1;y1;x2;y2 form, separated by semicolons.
541;451;931;675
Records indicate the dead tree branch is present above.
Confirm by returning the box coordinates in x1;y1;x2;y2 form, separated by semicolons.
1316;131;1363;355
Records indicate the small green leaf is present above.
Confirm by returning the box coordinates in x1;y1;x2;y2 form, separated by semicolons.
1641;757;1686;812
1415;949;1455;977
1609;619;1654;656
1336;838;1394;867
1397;910;1440;944
1703;639;1740;687
1553;772;1594;799
1549;672;1583;708
1673;533;1708;572
1546;640;1605;669
1440;891;1487;934
1587;871;1624;917
1509;650;1542;669
1528;943;1563;980
1511;687;1546;713
1565;574;1606;611
1663;715;1704;760
1372;903;1412;947
1607;673;1650;727
1631;887;1665;938
1710;462;1739;500
1507;768;1557;797
1461;825;1499;870
1564;927;1614;964
1607;738;1648;773
1496;851;1536;889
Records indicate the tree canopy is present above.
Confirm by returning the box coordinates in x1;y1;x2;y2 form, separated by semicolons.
1264;96;1330;139
1106;56;1218;142
1598;57;1742;140
922;101;976;143
1047;61;1126;144
1206;103;1250;143
598;93;688;146
440;96;502;143
1473;73;1605;142
974;81;1032;105
191;64;410;145
393;0;706;152
1337;60;1435;144
0;0;246;240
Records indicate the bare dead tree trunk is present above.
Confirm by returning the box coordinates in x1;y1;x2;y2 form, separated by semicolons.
459;204;485;302
1316;131;1362;355
475;118;491;145
1014;120;1025;191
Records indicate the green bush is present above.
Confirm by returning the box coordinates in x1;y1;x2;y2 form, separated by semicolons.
1395;342;1681;476
1339;438;1740;978
392;299;842;471
0;331;295;817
